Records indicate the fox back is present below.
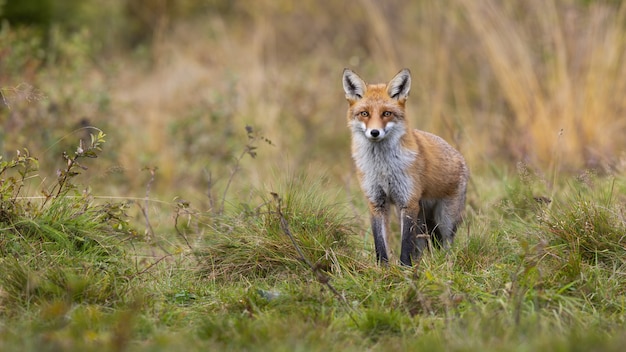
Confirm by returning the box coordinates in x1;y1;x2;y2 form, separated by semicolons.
343;68;469;266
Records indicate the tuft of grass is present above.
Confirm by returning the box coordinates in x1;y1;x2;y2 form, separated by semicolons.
196;173;365;281
542;179;626;266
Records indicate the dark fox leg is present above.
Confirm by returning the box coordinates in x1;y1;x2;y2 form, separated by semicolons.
370;207;390;264
400;208;428;266
399;210;414;266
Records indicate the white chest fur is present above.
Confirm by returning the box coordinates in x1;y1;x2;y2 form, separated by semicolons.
351;129;417;207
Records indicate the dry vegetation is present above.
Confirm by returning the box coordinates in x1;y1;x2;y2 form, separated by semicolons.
3;0;626;197
1;0;626;350
111;0;626;191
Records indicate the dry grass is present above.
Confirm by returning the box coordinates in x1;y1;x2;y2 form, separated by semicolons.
2;1;625;201
72;0;624;203
459;0;626;170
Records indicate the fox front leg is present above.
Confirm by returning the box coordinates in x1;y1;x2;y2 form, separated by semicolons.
370;206;390;264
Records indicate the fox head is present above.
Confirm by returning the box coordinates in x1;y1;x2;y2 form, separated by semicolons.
343;68;411;142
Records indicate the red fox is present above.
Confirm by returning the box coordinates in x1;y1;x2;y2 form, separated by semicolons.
342;68;469;266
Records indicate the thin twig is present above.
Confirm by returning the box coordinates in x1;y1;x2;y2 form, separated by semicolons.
271;192;360;327
55;153;75;198
138;167;170;254
141;167;157;240
129;253;175;279
174;201;196;255
205;169;215;212
174;212;193;251
220;149;246;214
217;125;273;215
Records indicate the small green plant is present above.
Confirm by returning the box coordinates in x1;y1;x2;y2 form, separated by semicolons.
0;148;39;222
46;130;106;201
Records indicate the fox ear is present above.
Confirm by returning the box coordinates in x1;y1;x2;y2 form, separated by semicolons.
343;68;366;101
387;68;411;100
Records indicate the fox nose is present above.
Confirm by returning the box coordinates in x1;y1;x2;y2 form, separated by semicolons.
370;129;380;138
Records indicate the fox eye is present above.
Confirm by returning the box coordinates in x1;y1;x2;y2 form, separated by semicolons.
360;111;369;117
382;111;392;117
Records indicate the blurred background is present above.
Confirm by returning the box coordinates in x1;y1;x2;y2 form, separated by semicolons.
1;0;625;208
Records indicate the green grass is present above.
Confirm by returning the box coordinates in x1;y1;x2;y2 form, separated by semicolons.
2;1;626;350
1;152;625;350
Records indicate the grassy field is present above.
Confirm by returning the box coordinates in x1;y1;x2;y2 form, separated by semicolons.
2;0;626;350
